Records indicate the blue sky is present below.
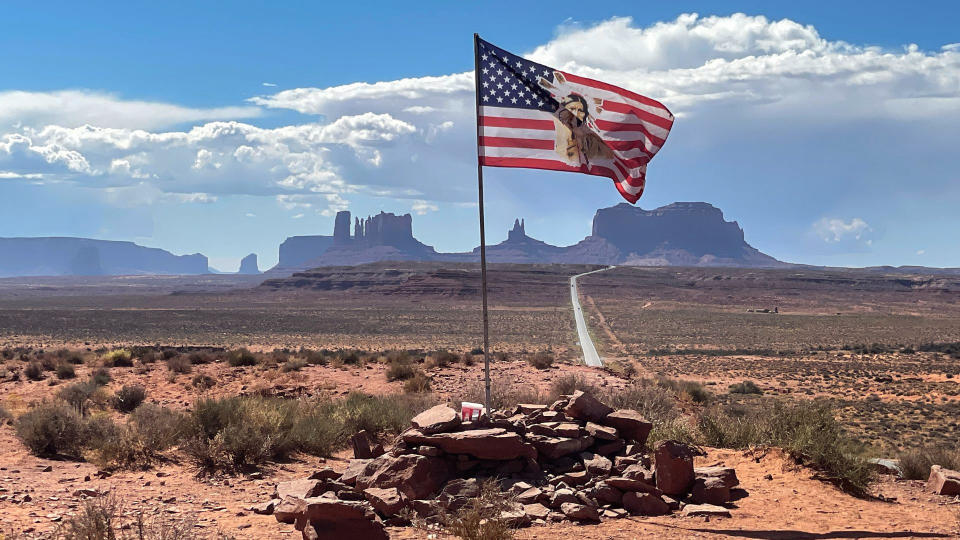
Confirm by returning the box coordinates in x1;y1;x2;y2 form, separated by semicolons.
1;1;958;270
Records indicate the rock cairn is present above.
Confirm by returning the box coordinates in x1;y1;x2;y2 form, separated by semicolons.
260;391;742;539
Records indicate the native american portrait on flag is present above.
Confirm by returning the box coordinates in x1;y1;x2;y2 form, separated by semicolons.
475;36;674;203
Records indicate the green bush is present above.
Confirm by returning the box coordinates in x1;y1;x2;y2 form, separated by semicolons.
91;368;111;386
112;385;147;413
102;349;134;368
130;403;185;452
427;350;458;369
403;371;432;393
24;362;44;381
15;402;86;457
56;362;77;379
166;355;193;374
729;380;763;395
898;446;960;480
227;348;259;367
57;381;99;414
527;352;554;370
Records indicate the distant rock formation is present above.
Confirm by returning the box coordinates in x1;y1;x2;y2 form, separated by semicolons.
238;253;260;274
271;211;439;272
0;237;208;277
268;202;786;274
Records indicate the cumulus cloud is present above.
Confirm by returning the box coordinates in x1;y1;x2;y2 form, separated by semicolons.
813;217;873;243
1;13;958;223
0;90;261;130
411;200;439;215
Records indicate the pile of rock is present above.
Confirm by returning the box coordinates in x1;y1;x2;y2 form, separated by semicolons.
261;391;742;539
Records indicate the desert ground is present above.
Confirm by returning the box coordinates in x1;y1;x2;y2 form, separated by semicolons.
1;263;959;538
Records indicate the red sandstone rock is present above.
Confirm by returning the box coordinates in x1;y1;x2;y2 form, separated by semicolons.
410;404;461;435
275;479;324;500
560;502;600;522
928;465;960;496
563;391;613;423
350;429;385;459
602;410;653;446
622;491;670;516
355;454;450;500
690;477;731;505
585;422;619;441
339;459;371;486
695;466;740;489
363;487;405;516
654;440;696;495
404;428;536;460
681;503;731;517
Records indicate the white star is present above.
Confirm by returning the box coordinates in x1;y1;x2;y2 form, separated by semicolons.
537;100;544;106
515;61;522;68
525;99;531;105
518;90;525;97
497;96;503;103
511;84;517;90
482;82;489;88
496;69;503;75
543;69;550;77
490;89;496;95
483;95;489;101
502;55;509;62
481;54;488;61
511;97;518;104
489;61;496;67
482;68;488;74
529;65;537;73
496;83;503;89
504;89;510;96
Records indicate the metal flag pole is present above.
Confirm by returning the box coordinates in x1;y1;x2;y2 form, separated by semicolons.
473;33;492;417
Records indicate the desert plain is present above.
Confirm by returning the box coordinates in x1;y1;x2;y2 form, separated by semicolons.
1;262;959;538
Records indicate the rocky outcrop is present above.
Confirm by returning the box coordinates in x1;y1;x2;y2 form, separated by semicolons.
238;253;259;274
0;237;208;277
928;465;960;496
276;235;335;269
265;392;741;536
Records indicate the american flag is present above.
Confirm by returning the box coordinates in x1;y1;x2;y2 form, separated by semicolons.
474;36;674;203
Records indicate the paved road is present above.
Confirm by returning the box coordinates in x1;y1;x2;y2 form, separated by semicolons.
570;266;615;367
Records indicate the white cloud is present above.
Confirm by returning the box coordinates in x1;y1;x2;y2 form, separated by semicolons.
0;90;261;130
411;200;439;215
813;217;872;243
916;249;926;255
262;82;278;87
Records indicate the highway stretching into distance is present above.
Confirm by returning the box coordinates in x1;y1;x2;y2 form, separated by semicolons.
569;266;616;367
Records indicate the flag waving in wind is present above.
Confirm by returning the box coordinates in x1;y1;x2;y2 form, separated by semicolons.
474;36;674;203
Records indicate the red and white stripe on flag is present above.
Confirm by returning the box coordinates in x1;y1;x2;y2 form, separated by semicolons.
475;37;674;203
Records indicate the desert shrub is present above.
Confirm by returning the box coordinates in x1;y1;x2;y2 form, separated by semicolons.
130;403;185;451
0;404;13;425
386;362;417;381
403;371;432;393
438;479;515;540
56;362;77;379
898;446;960;480
65;352;85;365
698;400;874;495
280;358;307;372
139;350;160;364
102;349;134;368
526;352;554;370
191;373;216;390
166;355;193;374
57;381;99;414
339;350;361;365
656;377;711;403
52;495;199;540
605;380;679;425
470;346;484;355
333;392;432;439
227;348;258;367
300;348;328;366
460;352;476;366
40;354;60;371
15;402;86;457
91;368;111;386
112;385;147;413
426;350;458;369
188;351;215;365
24;362;44;381
728;380;763;395
83;413;123;447
549;374;600;399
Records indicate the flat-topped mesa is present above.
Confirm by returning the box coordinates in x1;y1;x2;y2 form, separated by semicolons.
590;202;747;259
